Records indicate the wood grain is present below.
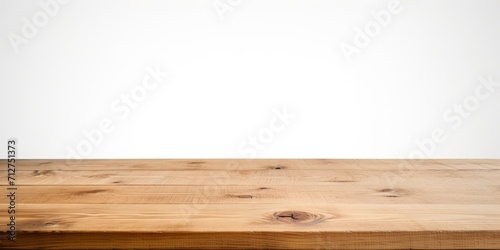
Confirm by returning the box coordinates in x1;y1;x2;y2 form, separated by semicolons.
0;159;499;249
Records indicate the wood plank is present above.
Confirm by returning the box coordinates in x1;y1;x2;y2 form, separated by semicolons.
12;203;500;232
12;184;500;204
0;159;499;249
3;159;499;171
8;231;500;250
1;169;499;186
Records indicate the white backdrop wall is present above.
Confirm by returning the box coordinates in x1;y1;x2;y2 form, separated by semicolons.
1;0;500;159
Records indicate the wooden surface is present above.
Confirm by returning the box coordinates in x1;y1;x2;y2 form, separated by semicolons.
1;159;499;249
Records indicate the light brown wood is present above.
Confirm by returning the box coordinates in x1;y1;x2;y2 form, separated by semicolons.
1;159;499;249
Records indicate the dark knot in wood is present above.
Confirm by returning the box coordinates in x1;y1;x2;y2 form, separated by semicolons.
273;211;325;225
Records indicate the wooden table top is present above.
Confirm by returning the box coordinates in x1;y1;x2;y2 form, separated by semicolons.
1;159;499;249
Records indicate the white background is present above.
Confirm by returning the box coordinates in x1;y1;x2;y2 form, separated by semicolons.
1;0;500;159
